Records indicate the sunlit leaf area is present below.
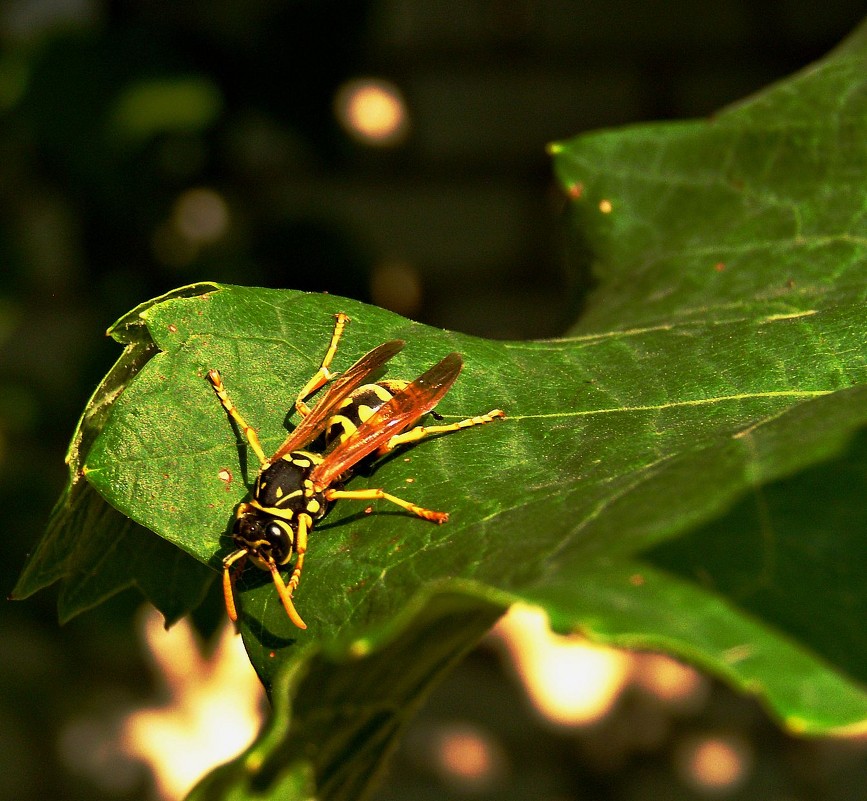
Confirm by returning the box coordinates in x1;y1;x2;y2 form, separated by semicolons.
3;4;867;801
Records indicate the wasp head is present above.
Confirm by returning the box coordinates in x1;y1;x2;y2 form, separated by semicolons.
232;504;295;567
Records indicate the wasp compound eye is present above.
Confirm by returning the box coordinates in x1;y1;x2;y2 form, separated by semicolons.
264;521;294;563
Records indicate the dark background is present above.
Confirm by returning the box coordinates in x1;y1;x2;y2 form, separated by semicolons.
2;2;865;799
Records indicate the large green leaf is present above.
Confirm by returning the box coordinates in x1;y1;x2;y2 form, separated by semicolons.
15;18;867;801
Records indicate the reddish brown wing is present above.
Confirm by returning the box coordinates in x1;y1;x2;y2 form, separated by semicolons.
268;339;405;463
310;352;464;489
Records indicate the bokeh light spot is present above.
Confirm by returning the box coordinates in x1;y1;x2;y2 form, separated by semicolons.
370;260;422;316
173;187;230;245
634;652;706;707
676;733;751;794
334;78;409;146
430;723;506;793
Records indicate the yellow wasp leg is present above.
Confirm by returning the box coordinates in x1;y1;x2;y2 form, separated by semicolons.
266;560;307;629
294;312;350;417
207;370;269;467
222;549;249;623
325;488;449;524
382;409;505;452
287;513;310;593
221;545;307;629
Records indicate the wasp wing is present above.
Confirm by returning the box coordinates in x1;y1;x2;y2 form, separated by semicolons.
269;339;406;463
310;352;464;489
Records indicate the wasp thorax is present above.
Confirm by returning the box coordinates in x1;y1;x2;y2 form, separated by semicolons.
233;513;295;565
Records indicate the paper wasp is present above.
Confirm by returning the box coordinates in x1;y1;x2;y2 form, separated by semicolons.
208;313;504;629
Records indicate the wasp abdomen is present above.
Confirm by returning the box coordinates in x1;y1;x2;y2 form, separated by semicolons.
322;383;394;448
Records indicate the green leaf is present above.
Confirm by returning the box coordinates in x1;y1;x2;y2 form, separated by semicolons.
77;276;865;729
12;283;219;624
16;18;867;801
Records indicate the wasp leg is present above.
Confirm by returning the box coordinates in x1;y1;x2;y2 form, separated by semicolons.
222;549;249;623
265;560;307;629
325;488;449;524
208;370;269;467
287;513;310;593
381;409;505;453
294;312;350;417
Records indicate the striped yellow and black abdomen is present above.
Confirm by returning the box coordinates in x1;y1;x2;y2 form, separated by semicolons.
321;383;395;449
